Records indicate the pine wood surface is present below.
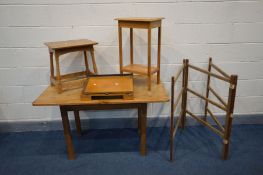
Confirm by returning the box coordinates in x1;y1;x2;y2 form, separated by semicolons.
33;75;169;106
115;17;164;22
122;64;158;75
83;75;133;94
45;39;98;50
117;17;163;90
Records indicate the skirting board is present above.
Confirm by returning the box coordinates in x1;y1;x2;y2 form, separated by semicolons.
0;114;263;133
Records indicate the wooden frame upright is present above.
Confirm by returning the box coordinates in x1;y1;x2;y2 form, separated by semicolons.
170;58;238;161
115;17;164;91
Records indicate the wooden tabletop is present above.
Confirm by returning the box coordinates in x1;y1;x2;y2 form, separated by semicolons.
33;75;169;106
115;17;164;22
44;39;98;50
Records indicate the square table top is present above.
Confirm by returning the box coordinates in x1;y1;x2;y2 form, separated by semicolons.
44;39;98;50
33;75;169;106
115;17;164;22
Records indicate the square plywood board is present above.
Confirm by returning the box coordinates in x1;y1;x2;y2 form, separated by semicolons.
82;74;134;100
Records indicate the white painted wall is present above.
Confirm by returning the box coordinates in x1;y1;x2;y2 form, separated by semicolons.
0;0;263;123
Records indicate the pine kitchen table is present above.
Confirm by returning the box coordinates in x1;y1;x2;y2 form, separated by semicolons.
33;75;169;160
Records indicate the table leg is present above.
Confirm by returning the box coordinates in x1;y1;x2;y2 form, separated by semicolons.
74;110;82;136
60;106;76;160
137;106;141;134
139;103;147;155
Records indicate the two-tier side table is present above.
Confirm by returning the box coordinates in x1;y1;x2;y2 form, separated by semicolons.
115;17;164;91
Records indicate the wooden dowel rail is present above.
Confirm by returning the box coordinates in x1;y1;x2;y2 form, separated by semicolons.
208;86;227;107
173;65;184;83
186;110;224;138
187;88;227;111
173;111;183;137
211;63;230;79
173;88;184;109
188;64;230;83
207;108;225;132
204;57;212;121
170;58;238;161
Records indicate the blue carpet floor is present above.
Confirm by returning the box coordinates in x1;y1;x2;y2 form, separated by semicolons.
0;124;262;175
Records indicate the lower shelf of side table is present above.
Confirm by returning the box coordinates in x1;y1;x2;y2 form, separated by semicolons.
122;64;158;75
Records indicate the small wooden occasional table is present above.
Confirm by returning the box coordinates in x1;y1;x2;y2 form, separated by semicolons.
45;39;98;93
115;17;164;91
33;75;169;160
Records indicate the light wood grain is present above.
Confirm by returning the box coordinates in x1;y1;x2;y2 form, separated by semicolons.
188;64;230;83
83;76;133;94
170;58;238;161
115;17;164;22
90;48;98;74
45;39;98;50
117;17;163;91
122;64;158;75
33;75;169;106
45;39;98;93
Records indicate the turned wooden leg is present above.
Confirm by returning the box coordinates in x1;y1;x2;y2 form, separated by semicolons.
60;106;76;160
139;103;147;155
74;110;82;136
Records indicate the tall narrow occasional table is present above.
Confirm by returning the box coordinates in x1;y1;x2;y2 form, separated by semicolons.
45;39;98;93
33;75;169;160
115;17;164;91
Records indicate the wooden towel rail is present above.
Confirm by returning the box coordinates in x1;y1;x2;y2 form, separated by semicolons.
170;58;238;161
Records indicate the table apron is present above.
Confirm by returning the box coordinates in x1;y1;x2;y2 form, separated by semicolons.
60;103;146;111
